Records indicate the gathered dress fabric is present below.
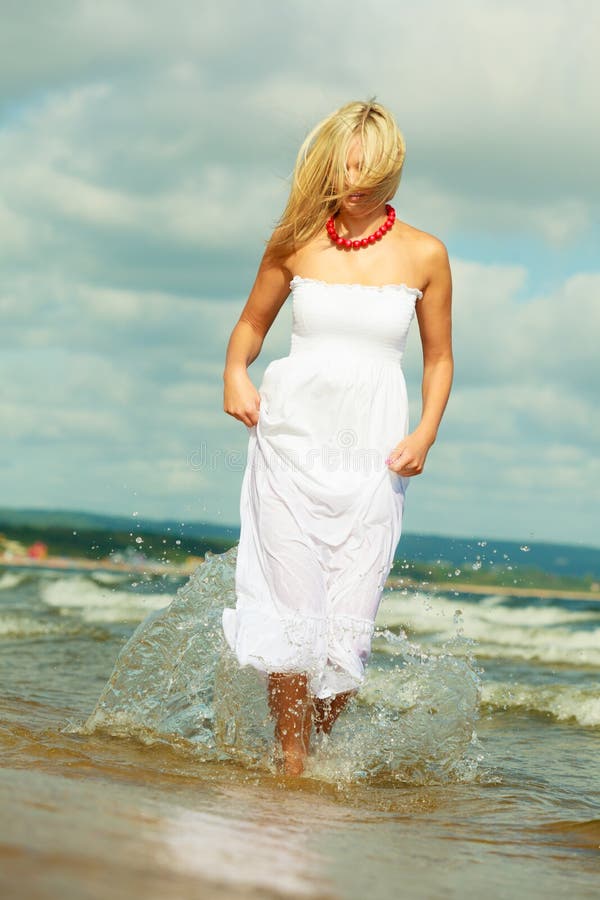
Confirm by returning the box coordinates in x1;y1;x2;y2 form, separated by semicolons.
222;275;423;700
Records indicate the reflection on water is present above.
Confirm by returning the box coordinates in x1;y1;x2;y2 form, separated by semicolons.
160;803;331;897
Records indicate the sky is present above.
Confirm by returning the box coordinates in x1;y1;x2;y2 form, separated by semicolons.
1;0;598;547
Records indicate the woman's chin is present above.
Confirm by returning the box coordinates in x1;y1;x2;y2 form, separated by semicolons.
342;197;376;214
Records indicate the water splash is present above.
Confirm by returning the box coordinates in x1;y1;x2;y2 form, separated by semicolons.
71;547;483;783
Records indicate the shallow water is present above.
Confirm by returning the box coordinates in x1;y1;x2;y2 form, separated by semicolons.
1;550;599;898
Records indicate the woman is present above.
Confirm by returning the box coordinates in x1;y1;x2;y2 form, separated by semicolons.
222;99;453;776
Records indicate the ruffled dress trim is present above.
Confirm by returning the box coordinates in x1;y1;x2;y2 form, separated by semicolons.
222;604;375;700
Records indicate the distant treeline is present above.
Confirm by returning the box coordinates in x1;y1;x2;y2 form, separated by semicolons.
0;523;231;564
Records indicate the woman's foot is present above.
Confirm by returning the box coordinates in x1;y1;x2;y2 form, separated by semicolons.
280;737;308;776
267;673;313;776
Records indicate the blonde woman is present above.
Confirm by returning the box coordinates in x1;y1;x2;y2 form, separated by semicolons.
222;99;453;776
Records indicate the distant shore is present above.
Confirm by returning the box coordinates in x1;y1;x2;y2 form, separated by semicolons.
386;577;600;602
2;553;599;601
0;553;198;576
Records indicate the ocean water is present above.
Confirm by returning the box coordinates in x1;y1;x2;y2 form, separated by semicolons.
0;549;599;899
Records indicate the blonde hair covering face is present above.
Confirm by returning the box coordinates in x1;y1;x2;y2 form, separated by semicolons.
266;98;406;262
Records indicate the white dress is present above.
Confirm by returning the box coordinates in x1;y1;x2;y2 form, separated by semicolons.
222;274;423;699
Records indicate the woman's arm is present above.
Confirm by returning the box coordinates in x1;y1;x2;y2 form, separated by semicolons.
387;238;453;477
223;244;292;428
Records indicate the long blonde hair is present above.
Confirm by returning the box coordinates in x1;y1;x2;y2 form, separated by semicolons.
266;98;406;263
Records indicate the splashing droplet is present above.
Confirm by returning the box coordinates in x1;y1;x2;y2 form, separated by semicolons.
74;548;483;786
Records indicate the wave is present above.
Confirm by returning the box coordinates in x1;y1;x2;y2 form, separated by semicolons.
67;547;484;785
39;575;174;624
0;613;111;640
0;570;31;591
90;571;136;586
481;681;600;728
378;590;600;667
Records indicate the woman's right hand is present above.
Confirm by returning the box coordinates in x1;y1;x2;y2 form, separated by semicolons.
223;367;261;428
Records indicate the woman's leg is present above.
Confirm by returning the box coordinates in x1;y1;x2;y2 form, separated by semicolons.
267;673;313;776
313;690;356;735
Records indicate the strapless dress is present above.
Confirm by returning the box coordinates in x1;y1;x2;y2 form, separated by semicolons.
222;274;423;699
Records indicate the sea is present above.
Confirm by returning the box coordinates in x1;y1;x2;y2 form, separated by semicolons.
1;546;599;899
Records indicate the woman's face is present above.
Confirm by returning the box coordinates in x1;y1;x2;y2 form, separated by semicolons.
341;134;374;212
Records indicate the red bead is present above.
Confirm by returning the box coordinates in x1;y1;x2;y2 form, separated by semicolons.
325;204;396;249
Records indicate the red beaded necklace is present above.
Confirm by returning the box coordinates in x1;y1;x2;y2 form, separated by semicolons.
326;203;396;250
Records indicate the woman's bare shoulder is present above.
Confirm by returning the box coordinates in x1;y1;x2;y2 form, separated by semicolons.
263;224;302;278
398;219;449;259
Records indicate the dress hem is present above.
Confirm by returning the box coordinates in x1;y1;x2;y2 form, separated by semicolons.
221;606;374;700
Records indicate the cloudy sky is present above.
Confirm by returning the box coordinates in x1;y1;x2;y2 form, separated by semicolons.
1;0;598;547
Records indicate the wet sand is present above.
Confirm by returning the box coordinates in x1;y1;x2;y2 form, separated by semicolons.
1;694;599;900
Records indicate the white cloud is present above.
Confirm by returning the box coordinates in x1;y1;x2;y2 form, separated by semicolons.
0;0;598;544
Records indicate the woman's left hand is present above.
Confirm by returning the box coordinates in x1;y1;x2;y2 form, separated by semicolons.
385;429;434;477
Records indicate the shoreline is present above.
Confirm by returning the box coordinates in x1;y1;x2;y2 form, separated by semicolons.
0;554;198;577
386;577;600;602
2;554;599;601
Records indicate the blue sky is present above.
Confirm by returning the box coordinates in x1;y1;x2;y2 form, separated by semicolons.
1;0;598;547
